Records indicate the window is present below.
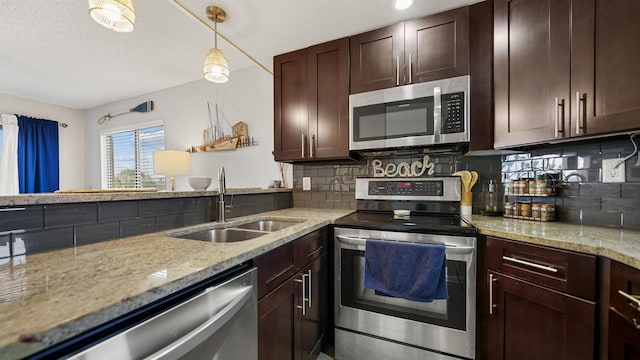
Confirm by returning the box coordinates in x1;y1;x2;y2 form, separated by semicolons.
101;122;165;189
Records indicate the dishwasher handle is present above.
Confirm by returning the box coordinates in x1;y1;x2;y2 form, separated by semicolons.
146;284;253;360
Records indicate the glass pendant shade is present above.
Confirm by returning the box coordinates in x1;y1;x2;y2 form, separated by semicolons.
203;48;230;83
88;0;136;33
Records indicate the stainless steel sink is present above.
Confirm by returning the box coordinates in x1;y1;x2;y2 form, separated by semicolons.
233;220;299;232
177;228;267;243
171;218;303;243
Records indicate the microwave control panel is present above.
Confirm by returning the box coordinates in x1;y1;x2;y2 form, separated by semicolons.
441;92;464;134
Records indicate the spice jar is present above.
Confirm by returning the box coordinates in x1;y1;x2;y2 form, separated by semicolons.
536;178;547;195
541;204;556;221
520;203;532;218
504;201;513;217
528;179;537;195
505;180;513;195
521;180;529;195
531;203;542;221
513;202;521;217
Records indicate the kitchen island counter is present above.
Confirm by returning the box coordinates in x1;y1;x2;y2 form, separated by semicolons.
0;188;291;206
470;215;640;270
0;207;352;360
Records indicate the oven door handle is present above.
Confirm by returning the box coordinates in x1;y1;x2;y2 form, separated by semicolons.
336;235;474;254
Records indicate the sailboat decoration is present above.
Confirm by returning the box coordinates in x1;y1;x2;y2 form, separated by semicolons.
190;101;255;152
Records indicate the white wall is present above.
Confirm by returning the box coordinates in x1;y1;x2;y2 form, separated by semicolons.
0;93;85;190
84;66;292;191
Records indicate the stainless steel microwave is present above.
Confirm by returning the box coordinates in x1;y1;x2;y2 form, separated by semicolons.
349;75;470;151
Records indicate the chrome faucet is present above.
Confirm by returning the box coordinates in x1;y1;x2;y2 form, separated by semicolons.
218;166;226;223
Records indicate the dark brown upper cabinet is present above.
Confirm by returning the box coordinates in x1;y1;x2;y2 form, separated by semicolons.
350;7;470;94
494;0;640;148
273;38;350;162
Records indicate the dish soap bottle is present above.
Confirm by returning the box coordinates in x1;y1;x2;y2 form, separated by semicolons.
483;180;501;216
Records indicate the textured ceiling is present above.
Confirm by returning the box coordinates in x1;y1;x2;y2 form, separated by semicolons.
0;0;482;109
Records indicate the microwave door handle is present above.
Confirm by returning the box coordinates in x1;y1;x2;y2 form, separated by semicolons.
396;56;400;86
434;86;441;141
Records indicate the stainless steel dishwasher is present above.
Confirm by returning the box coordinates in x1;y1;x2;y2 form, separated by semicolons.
67;267;257;360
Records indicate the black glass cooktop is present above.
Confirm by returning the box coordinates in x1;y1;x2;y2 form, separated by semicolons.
334;211;476;236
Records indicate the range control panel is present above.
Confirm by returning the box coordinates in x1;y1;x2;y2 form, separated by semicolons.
356;177;461;202
368;180;444;196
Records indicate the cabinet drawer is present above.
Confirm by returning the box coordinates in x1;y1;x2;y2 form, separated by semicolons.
610;261;640;325
294;228;327;268
486;237;596;300
254;242;297;299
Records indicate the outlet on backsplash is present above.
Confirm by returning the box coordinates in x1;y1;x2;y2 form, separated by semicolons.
602;159;626;183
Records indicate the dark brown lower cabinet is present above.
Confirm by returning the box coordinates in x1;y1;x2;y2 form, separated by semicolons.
608;309;640;360
256;233;327;360
486;271;595;360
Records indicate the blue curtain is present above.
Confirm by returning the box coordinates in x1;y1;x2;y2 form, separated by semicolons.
17;116;60;193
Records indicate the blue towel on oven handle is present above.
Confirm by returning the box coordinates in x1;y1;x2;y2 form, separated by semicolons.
363;239;448;302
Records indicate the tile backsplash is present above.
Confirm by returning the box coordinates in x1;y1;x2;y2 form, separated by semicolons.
292;151;502;212
293;134;640;229
501;135;640;229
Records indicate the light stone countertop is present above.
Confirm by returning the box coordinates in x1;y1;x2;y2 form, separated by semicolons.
2;208;640;359
0;207;353;360
0;188;291;206
469;214;640;270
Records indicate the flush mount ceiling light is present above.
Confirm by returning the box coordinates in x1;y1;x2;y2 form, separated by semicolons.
203;6;230;83
394;0;414;10
88;0;136;32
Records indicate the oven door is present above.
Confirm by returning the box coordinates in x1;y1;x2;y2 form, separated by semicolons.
334;227;476;359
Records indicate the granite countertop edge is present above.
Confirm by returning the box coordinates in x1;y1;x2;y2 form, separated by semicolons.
0;188;292;206
469;214;640;270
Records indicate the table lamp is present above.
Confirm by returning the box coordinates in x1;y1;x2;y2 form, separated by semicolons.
153;150;191;191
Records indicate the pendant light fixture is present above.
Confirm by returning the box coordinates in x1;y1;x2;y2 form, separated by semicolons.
88;0;136;32
203;6;230;83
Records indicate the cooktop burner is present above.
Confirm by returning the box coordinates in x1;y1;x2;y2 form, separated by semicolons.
334;211;476;237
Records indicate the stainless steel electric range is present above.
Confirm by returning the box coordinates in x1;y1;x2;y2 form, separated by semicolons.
333;177;477;360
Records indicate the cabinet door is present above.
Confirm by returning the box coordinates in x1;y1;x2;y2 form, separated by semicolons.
486;271;595;360
609;309;640;360
405;7;469;84
274;49;308;161
298;254;327;360
258;278;298;360
572;0;640;137
494;0;571;148
350;23;404;94
307;38;350;160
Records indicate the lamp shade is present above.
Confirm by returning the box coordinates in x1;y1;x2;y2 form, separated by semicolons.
153;150;191;175
88;0;136;33
203;48;230;83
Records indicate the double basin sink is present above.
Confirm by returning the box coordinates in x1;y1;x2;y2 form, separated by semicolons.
171;219;302;243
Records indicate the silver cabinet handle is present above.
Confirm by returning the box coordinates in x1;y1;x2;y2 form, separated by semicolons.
396;56;400;85
294;273;308;316
301;133;306;158
408;53;412;84
146;285;253;360
0;208;26;212
307;269;312;308
502;256;558;273
618;290;640;311
489;273;497;315
310;134;315;158
576;92;586;135
555;97;565;138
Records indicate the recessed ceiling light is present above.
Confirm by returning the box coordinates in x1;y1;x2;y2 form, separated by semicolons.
394;0;414;10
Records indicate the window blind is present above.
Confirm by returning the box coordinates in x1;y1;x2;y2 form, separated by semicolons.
103;125;165;189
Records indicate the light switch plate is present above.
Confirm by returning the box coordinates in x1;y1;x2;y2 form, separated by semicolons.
302;177;311;191
602;159;626;183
